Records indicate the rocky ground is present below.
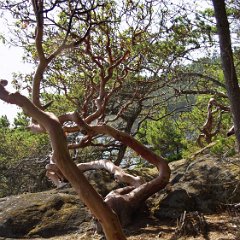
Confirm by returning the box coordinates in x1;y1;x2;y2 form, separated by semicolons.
0;151;239;240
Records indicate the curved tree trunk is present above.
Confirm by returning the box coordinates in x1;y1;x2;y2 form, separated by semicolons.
0;1;173;239
77;160;145;187
0;84;126;240
62;112;171;225
0;82;171;235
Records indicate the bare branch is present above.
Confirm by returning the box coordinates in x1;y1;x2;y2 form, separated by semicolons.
32;0;46;62
77;159;145;187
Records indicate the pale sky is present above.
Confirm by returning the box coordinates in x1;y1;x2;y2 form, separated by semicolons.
0;43;33;123
0;12;34;124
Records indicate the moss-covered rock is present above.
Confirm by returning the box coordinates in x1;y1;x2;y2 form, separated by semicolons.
152;154;240;219
0;190;91;238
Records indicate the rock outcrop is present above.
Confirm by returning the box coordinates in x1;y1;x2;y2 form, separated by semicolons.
152;154;240;219
0;153;239;238
0;188;91;238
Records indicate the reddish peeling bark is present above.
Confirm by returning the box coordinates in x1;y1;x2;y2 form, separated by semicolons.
36;108;171;226
77;160;145;187
197;98;230;147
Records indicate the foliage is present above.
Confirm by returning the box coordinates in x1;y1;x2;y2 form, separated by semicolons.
138;109;186;161
210;136;236;156
1;2;240;239
0;114;51;197
0;115;10;128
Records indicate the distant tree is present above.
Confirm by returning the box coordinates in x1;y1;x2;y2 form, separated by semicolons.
138;109;186;161
13;112;29;128
0;113;50;197
0;115;10;128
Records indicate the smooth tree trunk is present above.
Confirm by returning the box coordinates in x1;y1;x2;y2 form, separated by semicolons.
212;0;240;151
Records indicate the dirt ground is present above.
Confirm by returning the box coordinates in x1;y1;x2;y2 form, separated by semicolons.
32;211;239;240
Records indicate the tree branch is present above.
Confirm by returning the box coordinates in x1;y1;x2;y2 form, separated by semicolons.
77;159;145;187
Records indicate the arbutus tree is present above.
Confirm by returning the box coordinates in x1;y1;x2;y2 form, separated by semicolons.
0;0;217;239
0;1;171;239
